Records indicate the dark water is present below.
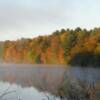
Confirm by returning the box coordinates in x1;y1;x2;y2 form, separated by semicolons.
0;64;100;100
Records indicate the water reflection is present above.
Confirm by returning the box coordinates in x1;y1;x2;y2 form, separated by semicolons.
0;82;60;100
0;64;100;100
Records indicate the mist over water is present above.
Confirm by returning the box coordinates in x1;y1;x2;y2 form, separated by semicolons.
0;64;100;100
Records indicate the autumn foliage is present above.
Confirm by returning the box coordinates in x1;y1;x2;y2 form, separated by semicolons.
1;27;100;66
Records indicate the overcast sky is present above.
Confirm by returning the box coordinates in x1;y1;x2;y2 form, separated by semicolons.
0;0;100;41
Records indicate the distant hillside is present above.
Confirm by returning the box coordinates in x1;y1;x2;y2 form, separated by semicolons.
0;42;4;62
2;27;100;67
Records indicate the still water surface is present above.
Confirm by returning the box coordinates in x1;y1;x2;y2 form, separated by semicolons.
0;64;100;100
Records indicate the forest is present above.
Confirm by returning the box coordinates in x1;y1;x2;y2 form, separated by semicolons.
0;27;100;67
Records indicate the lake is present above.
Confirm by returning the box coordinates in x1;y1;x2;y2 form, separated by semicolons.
0;64;100;100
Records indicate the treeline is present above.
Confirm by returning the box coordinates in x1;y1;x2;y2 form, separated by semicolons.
3;27;100;67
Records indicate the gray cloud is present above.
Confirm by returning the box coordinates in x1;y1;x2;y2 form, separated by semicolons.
0;0;69;36
0;0;100;40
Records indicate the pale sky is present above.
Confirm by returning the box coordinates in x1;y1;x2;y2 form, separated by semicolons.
0;0;100;41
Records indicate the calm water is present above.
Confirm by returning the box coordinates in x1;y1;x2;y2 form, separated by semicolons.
0;64;100;100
